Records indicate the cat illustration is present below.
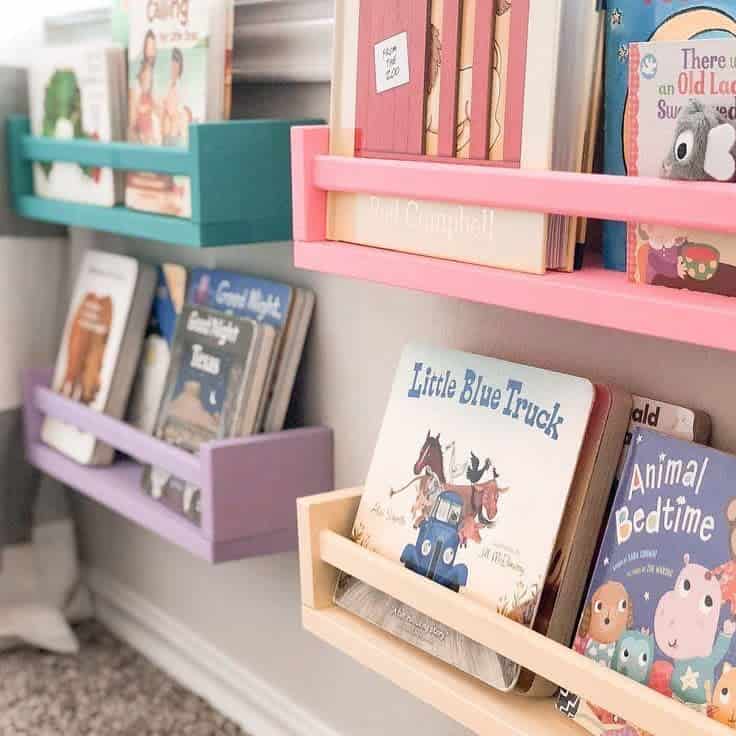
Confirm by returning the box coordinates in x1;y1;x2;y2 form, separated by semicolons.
709;663;736;728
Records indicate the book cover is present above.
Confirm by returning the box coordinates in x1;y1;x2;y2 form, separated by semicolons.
29;45;124;206
41;251;142;464
127;263;187;434
627;38;736;296
187;269;295;429
335;344;594;691
558;428;736;732
125;0;232;218
141;305;258;524
600;1;736;271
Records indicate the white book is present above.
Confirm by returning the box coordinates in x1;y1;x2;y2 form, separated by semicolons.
29;44;126;206
335;344;594;690
42;251;156;465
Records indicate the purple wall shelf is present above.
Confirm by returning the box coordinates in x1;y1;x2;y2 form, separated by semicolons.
23;368;334;563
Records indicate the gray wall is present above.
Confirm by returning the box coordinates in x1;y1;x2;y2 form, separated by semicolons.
73;81;736;736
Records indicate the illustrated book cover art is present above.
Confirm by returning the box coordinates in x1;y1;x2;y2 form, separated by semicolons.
328;0;602;274
627;38;736;297
334;343;595;691
28;43;126;207
141;305;274;524
558;428;736;733
127;263;187;434
41;250;156;466
600;1;736;271
187;269;315;432
125;0;234;219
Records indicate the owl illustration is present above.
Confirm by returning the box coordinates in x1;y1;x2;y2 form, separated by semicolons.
662;99;736;182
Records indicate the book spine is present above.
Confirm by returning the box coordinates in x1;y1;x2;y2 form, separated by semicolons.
469;0;496;160
626;42;641;284
438;0;463;157
502;0;530;164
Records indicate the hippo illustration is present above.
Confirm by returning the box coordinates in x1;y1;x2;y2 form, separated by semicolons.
654;554;735;705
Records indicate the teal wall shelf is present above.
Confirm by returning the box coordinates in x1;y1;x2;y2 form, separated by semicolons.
6;116;322;248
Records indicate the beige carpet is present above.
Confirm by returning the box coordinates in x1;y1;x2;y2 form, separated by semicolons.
0;621;245;735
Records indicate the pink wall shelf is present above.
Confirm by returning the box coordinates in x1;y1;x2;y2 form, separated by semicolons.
291;125;736;353
23;368;333;563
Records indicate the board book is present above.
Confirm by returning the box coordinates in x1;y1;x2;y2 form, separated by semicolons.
186;269;315;433
515;383;632;696
125;0;234;219
141;305;276;523
41;250;156;465
600;0;736;272
328;0;603;274
28;43;126;207
127;263;187;435
627;38;736;297
558;428;736;733
334;344;595;691
617;395;712;480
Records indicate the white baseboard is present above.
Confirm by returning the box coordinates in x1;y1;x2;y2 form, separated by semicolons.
86;567;340;736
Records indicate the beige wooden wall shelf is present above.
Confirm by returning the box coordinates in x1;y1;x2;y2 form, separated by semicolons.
297;488;731;736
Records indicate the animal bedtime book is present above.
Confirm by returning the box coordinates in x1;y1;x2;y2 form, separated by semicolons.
558;428;736;733
627;38;736;296
334;344;595;691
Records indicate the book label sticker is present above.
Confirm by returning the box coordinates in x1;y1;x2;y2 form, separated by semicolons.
374;32;410;93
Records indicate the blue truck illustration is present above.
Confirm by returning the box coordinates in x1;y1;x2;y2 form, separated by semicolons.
400;491;469;592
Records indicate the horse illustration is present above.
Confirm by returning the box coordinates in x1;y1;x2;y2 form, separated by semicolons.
390;431;511;545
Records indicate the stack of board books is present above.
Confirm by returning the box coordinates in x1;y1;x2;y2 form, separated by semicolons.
27;0;235;219
336;342;736;734
41;252;314;525
328;0;604;273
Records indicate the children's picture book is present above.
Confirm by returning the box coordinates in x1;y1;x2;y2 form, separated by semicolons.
328;0;603;274
186;269;315;432
125;0;234;218
601;1;736;271
127;263;187;435
617;395;712;480
627;38;736;296
28;44;126;206
141;305;276;524
41;250;156;465
558;428;736;733
334;344;595;691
